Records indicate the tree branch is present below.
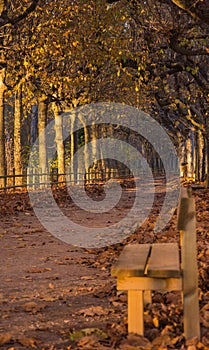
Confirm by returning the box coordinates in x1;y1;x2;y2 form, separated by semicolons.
170;35;209;56
170;0;209;25
0;0;39;27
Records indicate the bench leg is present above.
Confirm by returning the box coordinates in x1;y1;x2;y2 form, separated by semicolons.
128;290;144;335
183;289;200;340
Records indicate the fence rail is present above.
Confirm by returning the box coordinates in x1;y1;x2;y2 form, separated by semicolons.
0;167;140;192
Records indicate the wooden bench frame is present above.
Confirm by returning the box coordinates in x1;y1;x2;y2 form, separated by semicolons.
111;187;200;340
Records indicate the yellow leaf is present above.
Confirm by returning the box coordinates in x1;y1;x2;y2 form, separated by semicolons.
153;316;159;328
72;41;79;47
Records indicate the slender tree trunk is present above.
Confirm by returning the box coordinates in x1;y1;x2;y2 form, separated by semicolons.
106;123;114;179
31;105;38;145
96;124;105;180
77;114;90;183
83;123;90;184
0;68;6;188
52;102;65;184
178;132;186;178
196;130;204;182
14;86;22;186
88;122;97;183
21;109;31;170
0;3;7;187
205;119;209;187
70;114;78;184
186;131;194;179
194;130;197;181
70;116;75;183
5;133;13;185
38;97;47;187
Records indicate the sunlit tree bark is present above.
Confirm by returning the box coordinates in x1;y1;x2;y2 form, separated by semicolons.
0;68;6;187
52;102;65;183
14;86;22;185
0;0;39;187
38;96;47;186
70;113;78;184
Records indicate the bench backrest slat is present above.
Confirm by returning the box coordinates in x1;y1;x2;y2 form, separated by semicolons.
177;187;200;339
177;187;198;293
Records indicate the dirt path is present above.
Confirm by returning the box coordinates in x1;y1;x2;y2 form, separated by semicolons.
0;186;209;349
0;205;117;349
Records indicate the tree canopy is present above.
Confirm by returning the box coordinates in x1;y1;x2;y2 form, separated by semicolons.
0;0;209;183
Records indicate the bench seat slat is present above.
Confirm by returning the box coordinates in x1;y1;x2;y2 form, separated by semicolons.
111;244;150;277
147;243;181;278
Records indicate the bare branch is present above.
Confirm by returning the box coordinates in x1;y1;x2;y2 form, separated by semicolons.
170;35;209;56
170;0;209;25
0;0;39;27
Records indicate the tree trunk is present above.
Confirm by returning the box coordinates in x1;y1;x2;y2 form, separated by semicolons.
178;132;186;178
195;130;204;182
70;114;78;184
14;86;22;186
205;118;209;187
5;133;13;185
52;102;65;184
31;104;38;145
38;97;47;187
186;131;194;179
77;114;90;184
83;123;90;184
0;68;6;188
88;123;97;183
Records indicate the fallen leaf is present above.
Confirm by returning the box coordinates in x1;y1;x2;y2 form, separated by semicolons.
70;328;108;341
152;334;171;347
153;316;159;328
77;335;99;348
78;306;108;317
81;276;94;280
17;336;40;348
187;346;196;350
120;334;152;348
22;301;46;313
0;333;12;346
53;260;67;265
26;267;51;273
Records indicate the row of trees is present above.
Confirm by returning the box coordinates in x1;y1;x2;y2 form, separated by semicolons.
0;0;209;187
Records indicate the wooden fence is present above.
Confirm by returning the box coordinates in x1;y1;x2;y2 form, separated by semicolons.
0;167;136;191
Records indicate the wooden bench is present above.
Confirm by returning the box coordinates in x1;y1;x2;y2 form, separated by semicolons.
111;187;200;340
